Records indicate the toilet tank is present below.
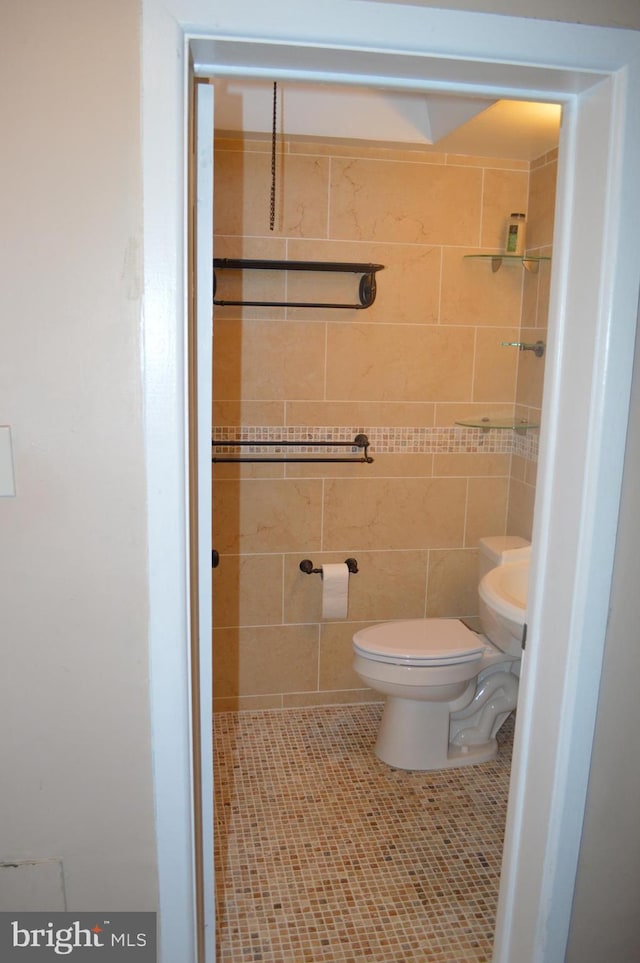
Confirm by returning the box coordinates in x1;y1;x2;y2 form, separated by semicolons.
478;535;530;581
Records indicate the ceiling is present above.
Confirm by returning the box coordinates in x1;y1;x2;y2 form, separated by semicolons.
431;99;561;159
214;80;562;161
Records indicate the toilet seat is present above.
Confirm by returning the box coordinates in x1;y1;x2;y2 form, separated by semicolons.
353;618;486;666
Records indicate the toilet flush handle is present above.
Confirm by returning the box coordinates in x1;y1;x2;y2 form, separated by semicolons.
501;340;545;358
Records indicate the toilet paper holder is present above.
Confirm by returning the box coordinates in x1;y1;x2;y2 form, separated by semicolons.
300;558;359;576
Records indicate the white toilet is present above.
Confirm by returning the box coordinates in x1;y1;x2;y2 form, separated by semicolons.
352;536;530;771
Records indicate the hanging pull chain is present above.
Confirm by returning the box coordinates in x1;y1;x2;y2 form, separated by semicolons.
270;82;277;231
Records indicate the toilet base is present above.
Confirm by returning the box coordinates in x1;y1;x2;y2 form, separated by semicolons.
374;694;499;771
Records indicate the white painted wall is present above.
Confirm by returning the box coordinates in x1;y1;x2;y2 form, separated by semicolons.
0;1;157;910
370;0;640;31
565;318;640;961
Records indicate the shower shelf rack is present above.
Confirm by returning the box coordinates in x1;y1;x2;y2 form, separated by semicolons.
212;433;374;464
455;417;539;434
212;258;384;309
463;254;551;274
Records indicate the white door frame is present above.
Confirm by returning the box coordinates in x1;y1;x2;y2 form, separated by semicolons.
191;78;215;962
141;3;640;961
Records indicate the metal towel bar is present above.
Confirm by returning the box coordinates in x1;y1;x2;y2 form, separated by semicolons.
213;258;384;310
212;433;374;464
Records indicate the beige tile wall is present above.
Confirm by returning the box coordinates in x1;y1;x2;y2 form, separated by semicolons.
212;134;556;711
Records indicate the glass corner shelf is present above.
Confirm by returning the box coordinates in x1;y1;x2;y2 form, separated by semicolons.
464;253;551;274
455;417;540;433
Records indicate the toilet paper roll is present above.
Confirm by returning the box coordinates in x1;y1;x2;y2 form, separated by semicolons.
321;563;350;620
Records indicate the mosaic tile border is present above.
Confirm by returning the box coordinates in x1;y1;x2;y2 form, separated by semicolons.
212;425;539;460
512;428;539;462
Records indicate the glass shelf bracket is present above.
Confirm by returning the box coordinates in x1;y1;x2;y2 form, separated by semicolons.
464;254;551;274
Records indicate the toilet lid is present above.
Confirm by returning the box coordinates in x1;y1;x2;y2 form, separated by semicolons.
353;619;486;666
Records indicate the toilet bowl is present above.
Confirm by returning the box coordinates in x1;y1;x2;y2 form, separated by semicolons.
352;536;529;771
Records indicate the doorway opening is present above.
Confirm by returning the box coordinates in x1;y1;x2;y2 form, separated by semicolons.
209;76;559;961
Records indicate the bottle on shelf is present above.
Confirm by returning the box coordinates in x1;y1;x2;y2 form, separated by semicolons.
505;212;526;256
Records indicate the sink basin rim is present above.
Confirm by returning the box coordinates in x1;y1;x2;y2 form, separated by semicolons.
479;559;528;628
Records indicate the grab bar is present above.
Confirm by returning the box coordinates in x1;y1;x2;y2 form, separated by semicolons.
212;433;374;464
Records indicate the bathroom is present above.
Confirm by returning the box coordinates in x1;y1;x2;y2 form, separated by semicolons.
212;80;557;960
211;84;556;709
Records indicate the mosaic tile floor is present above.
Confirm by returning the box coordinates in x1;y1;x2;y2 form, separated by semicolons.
214;704;514;963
